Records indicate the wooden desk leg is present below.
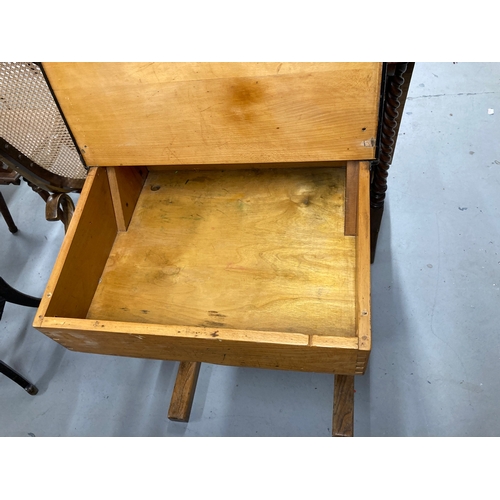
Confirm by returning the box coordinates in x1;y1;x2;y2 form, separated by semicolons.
168;361;201;422
332;375;355;437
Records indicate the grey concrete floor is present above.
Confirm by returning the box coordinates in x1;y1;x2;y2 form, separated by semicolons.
0;62;499;436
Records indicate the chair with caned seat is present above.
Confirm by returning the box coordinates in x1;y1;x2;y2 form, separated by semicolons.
0;62;87;231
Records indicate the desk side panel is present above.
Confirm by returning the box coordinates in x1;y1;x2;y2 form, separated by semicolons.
33;167;117;323
355;162;371;374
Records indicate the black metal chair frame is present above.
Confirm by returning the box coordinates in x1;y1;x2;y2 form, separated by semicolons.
0;277;41;395
1;187;42;396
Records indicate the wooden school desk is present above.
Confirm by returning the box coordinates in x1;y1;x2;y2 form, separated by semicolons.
33;63;413;436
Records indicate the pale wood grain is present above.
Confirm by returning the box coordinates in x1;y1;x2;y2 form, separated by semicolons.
87;168;357;337
356;162;371;365
168;361;201;422
107;166;148;231
344;160;359;236
332;374;354;437
42;63;382;167
107;167;126;231
310;336;358;349
146;161;347;171
34;167;117;324
37;317;360;374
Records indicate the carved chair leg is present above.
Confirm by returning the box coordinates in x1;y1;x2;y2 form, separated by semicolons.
332;374;355;437
0;192;18;233
370;62;414;263
46;193;75;233
0;360;38;395
168;361;201;422
24;179;76;233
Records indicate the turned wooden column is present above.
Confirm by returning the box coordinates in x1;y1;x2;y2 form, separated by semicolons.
370;62;414;262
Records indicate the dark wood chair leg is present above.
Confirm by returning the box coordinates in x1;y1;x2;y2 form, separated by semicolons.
332;374;355;437
370;62;415;263
0;192;18;233
168;361;201;422
0;360;38;395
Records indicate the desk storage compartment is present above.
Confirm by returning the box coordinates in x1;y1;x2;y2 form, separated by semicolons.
34;162;371;375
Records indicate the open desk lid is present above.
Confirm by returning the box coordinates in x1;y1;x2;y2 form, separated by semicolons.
42;62;382;168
